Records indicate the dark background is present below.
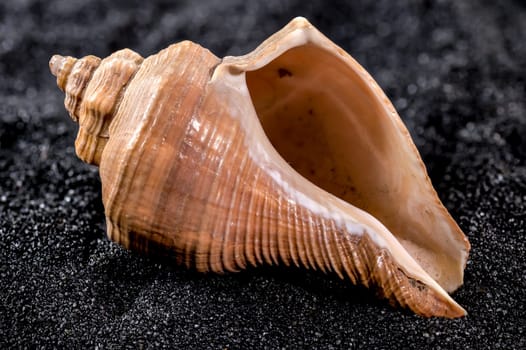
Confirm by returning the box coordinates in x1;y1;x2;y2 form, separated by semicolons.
1;0;525;348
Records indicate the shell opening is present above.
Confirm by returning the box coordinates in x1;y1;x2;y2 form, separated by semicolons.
245;44;462;291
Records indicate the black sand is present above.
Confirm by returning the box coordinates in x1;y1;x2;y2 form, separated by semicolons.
1;0;525;348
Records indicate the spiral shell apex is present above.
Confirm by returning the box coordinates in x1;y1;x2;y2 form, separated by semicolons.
50;17;470;317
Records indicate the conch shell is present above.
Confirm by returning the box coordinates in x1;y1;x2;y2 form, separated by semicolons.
49;17;470;317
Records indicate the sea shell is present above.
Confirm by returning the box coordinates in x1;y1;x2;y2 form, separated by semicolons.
49;17;470;317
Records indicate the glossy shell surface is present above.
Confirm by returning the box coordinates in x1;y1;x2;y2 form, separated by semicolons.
50;17;470;317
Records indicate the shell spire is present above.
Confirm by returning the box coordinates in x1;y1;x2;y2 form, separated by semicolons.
50;49;144;165
49;18;470;318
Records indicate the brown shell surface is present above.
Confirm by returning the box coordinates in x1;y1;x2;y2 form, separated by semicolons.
49;17;470;318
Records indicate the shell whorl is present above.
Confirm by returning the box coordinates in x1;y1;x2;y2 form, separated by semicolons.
50;49;143;165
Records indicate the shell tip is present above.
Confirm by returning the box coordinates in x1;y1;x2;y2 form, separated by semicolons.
49;54;78;91
49;54;65;77
291;16;312;27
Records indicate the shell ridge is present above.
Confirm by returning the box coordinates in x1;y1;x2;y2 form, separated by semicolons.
287;202;301;268
232;155;252;271
76;51;144;164
301;204;319;271
145;46;219;259
277;195;300;267
326;219;346;279
260;187;273;265
221;124;248;272
64;56;101;122
202;115;231;273
193;103;227;273
252;175;266;266
312;211;331;273
243;162;260;268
